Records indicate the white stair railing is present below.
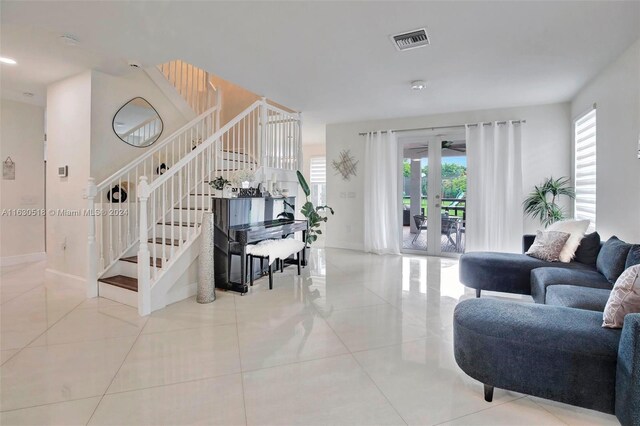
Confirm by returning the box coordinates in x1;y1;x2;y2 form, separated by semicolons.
263;103;302;171
136;100;301;315
87;105;220;286
158;60;219;116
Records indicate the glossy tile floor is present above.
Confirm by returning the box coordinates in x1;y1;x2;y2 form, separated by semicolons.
0;249;619;425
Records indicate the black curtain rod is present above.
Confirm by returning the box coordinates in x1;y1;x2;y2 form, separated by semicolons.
358;120;526;136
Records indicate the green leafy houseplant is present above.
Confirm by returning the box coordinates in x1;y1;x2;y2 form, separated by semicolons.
209;176;231;191
523;176;575;227
295;171;334;245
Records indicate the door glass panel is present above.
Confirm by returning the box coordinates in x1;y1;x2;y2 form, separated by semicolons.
440;140;467;254
402;150;428;251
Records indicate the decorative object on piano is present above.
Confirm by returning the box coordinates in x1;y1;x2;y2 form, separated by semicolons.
230;169;255;189
332;149;358;181
238;187;262;198
197;211;216;303
191;137;203;151
209;176;231;198
296;170;334;245
156;162;168;175
107;182;129;203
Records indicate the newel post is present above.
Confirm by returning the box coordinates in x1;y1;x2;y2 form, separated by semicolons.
87;178;98;298
137;176;152;316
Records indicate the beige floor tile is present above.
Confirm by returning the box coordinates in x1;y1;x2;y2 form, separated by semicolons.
237;314;348;371
142;294;236;335
529;396;619;425
354;337;522;425
0;336;136;411
29;304;147;347
90;374;245;425
243;354;405;425
323;304;431;352
0;397;101;426
441;397;566;425
107;324;240;393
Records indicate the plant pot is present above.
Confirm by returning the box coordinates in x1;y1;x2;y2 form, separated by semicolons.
222;187;233;198
213;189;222;198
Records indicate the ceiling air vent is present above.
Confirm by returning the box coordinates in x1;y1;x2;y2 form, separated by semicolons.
390;28;430;51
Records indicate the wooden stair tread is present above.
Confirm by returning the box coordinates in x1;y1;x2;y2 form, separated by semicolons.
158;221;197;227
148;237;181;246
98;275;138;292
121;256;163;267
174;206;205;211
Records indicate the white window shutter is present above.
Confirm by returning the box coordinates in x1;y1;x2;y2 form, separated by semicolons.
574;109;596;230
310;157;326;184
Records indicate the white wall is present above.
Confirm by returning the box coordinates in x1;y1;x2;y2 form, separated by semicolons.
571;39;640;242
326;102;571;251
0;99;46;261
45;69;188;280
90;70;187;182
46;72;92;278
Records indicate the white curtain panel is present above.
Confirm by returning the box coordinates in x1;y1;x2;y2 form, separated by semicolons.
466;122;524;253
364;131;401;255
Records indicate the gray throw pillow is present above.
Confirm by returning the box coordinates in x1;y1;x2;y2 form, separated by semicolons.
603;264;640;329
597;236;633;284
526;231;570;262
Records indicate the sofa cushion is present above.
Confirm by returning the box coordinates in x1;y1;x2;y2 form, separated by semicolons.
526;231;570;262
460;252;595;296
626;244;640;269
453;299;621;414
597;236;633;284
530;267;611;304
574;232;601;266
546;285;610;312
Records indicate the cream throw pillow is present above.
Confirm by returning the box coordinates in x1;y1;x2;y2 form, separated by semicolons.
602;264;640;329
546;219;590;263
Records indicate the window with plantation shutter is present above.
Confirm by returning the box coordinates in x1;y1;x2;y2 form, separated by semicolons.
309;157;326;207
310;157;326;184
574;108;596;231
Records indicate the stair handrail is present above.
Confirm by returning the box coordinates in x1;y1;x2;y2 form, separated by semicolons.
96;104;220;191
147;100;262;192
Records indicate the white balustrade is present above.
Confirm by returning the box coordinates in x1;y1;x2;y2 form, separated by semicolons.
87;99;301;311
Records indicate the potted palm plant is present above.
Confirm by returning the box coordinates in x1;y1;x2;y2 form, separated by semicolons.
209;176;231;198
523;176;575;227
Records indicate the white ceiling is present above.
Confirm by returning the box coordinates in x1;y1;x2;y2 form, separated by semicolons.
2;1;639;144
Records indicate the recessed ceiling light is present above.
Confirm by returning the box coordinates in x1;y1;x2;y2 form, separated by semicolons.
23;92;34;98
411;80;427;90
60;34;80;46
0;57;17;65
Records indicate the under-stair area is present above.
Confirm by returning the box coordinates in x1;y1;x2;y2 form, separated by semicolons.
87;60;302;316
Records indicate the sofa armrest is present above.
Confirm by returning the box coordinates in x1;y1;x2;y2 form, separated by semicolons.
616;313;640;426
523;234;536;254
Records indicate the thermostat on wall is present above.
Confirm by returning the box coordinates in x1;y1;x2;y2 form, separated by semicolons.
58;166;68;177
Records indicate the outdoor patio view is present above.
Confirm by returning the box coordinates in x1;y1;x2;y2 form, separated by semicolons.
402;141;467;254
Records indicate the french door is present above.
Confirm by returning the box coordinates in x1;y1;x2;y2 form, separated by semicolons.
399;134;467;256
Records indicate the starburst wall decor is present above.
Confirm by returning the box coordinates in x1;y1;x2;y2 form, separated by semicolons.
332;149;358;181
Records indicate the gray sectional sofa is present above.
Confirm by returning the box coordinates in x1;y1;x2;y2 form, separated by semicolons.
454;233;640;426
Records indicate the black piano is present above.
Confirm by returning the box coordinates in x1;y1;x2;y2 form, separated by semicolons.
212;197;307;293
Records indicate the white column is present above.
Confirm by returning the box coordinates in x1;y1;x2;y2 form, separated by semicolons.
137;176;152;316
86;178;98;298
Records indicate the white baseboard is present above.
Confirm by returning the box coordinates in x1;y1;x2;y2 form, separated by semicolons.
165;282;197;307
45;268;86;290
324;242;364;252
0;252;46;267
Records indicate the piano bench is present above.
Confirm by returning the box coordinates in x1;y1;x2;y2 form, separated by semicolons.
247;239;306;289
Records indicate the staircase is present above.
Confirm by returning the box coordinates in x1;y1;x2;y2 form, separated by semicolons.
86;63;301;315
